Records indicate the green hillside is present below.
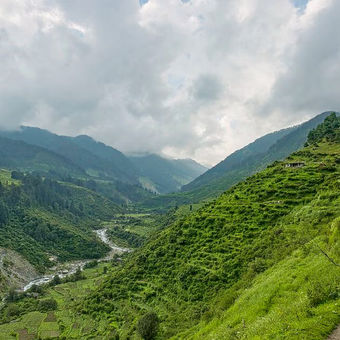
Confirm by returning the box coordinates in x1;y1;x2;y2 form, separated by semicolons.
0;116;338;339
0;127;206;203
0;136;85;178
78;115;339;338
0;170;121;273
0;127;139;184
141;111;337;211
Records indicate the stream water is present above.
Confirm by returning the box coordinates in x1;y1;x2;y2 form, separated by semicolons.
22;228;130;292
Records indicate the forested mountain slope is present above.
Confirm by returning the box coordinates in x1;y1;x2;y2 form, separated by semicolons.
79;115;340;339
183;111;334;192
0;126;138;184
0;170;120;273
129;154;207;194
141;111;338;211
0;126;207;198
0;136;84;178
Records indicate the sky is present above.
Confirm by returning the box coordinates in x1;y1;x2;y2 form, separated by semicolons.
0;0;339;166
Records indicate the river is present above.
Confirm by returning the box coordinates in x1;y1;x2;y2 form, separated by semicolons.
22;228;130;292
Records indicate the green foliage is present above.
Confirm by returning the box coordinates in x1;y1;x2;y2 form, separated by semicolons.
307;112;340;145
0;117;339;339
141;111;337;211
83;260;98;269
37;298;57;312
0;171;120;270
137;312;160;340
82;132;340;338
5;304;20;318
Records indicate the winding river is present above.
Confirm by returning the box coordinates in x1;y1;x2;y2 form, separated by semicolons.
22;228;130;292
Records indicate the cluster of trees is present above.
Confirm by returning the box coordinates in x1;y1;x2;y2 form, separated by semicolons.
307;112;340;145
0;171;112;270
108;226;145;248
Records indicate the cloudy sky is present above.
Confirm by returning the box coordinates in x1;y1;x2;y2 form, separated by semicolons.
0;0;339;166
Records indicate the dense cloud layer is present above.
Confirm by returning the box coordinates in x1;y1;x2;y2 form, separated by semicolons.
0;0;338;165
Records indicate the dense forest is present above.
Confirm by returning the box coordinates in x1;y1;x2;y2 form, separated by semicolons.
0;170;120;271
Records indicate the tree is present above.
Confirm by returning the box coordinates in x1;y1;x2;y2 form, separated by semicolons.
136;312;159;340
50;275;61;286
38;298;58;312
0;201;9;225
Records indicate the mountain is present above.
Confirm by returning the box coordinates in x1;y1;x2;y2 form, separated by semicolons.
141;111;338;210
0;136;85;178
78;115;339;338
0;169;121;274
128;154;208;194
71;134;137;183
0;115;338;339
0;126;138;184
0;126;207;198
182;111;336;193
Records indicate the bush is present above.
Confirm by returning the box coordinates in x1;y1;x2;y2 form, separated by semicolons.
136;312;159;340
6;304;20;318
307;278;339;307
38;298;58;312
84;260;98;269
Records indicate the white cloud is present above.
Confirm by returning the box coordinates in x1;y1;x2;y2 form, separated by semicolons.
0;0;338;166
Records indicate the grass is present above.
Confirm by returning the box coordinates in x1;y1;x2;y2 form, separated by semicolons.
81;139;340;339
0;169;19;186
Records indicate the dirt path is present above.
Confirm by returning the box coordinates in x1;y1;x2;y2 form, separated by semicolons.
328;325;340;340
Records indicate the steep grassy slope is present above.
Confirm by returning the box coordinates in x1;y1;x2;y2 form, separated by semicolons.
77;118;340;339
129;154;207;194
183;111;334;192
141;111;337;211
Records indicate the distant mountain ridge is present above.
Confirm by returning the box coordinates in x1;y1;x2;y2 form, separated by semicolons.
0;135;85;177
182;111;337;193
0;126;207;196
0;126;139;184
129;154;207;194
140;111;339;210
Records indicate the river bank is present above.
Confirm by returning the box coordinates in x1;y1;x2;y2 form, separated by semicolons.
22;228;129;292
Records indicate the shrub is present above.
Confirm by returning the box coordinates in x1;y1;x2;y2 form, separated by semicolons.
84;260;98;269
307;278;339;307
136;312;159;340
38;298;58;312
6;304;20;318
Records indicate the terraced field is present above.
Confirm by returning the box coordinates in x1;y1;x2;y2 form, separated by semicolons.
0;263;112;339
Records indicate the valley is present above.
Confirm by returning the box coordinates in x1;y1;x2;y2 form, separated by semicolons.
22;228;130;292
0;113;338;339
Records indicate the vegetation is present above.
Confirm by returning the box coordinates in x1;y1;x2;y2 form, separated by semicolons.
141;111;337;211
137;312;160;340
78;119;340;339
306;112;340;145
0;171;121;271
0;116;338;339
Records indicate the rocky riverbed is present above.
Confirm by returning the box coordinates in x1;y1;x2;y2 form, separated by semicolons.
22;228;129;292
